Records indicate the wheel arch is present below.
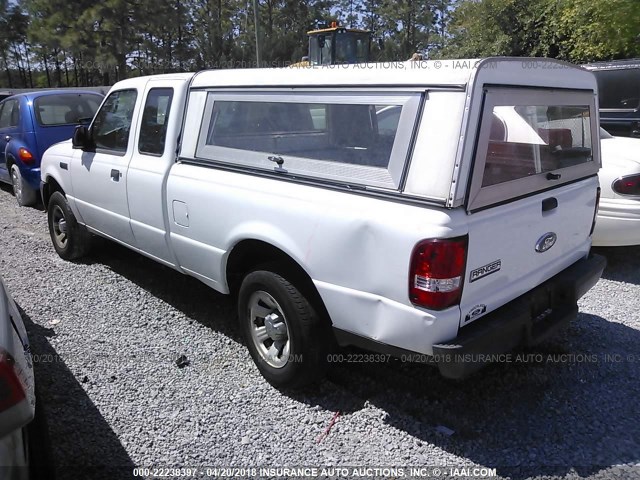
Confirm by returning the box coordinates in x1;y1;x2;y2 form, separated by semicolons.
41;174;65;210
5;152;16;170
5;138;30;170
225;239;332;326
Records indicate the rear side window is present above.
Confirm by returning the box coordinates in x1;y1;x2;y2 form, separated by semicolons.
593;69;640;110
0;99;20;128
34;94;102;126
139;88;174;155
197;92;421;189
483;104;592;187
91;89;138;154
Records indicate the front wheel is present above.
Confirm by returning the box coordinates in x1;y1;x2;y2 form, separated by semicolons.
10;164;37;207
47;191;91;260
238;269;331;388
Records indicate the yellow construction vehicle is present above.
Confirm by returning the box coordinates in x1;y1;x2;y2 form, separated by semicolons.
293;22;371;67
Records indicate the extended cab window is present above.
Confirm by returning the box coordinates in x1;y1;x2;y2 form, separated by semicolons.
196;92;421;189
139;88;174;155
91;89;137;153
468;88;599;211
0;99;20;128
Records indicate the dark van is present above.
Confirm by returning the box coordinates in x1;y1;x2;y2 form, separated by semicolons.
583;59;640;138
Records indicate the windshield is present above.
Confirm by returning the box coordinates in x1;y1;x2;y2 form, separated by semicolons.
334;32;369;64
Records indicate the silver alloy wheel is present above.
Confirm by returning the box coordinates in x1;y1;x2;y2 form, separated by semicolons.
51;205;68;249
11;167;22;203
248;290;291;369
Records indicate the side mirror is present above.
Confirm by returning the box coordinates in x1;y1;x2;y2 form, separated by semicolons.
72;125;92;150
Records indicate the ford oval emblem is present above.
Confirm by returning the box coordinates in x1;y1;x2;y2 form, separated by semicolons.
535;232;557;253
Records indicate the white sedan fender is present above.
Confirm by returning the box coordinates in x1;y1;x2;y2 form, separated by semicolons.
594;133;640;247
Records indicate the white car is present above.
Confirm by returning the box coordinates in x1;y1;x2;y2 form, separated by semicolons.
0;276;40;479
593;128;640;246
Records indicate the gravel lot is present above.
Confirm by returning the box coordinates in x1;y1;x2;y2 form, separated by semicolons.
0;184;639;480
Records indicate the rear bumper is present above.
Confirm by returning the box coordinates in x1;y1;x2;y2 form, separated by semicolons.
432;254;606;379
592;198;640;247
21;167;41;191
333;254;606;379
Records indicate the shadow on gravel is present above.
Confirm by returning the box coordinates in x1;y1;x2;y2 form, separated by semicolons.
78;238;640;479
22;307;135;480
593;245;640;285
82;238;241;342
0;182;45;210
305;312;640;480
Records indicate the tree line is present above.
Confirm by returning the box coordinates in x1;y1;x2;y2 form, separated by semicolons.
0;0;638;89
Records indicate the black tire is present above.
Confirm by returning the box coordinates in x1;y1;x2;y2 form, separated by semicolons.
47;191;91;260
10;163;37;207
238;269;330;389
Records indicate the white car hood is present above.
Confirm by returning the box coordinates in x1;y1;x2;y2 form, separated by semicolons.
600;136;640;169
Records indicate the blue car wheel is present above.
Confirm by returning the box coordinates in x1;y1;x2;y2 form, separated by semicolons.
10;164;37;207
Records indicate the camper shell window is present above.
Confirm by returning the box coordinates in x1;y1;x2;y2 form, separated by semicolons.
195;92;421;190
468;88;600;211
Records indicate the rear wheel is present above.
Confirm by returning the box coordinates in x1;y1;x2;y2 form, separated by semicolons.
47;191;91;260
238;269;330;388
10;164;36;207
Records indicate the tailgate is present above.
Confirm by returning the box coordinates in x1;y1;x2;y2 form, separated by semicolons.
459;86;600;327
460;177;598;326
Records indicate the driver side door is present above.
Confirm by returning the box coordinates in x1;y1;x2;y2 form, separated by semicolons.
69;88;139;247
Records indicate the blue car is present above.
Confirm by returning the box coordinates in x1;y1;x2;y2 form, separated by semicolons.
0;90;103;206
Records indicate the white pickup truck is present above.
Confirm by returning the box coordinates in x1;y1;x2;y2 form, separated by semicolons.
40;58;606;387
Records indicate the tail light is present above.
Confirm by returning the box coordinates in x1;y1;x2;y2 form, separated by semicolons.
612;174;640;196
590;187;601;236
0;349;25;412
409;236;468;310
18;147;34;165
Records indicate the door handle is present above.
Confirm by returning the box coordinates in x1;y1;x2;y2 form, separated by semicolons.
110;169;121;181
542;197;558;212
268;155;284;166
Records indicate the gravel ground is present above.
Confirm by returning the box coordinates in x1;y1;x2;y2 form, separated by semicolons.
0;184;639;480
